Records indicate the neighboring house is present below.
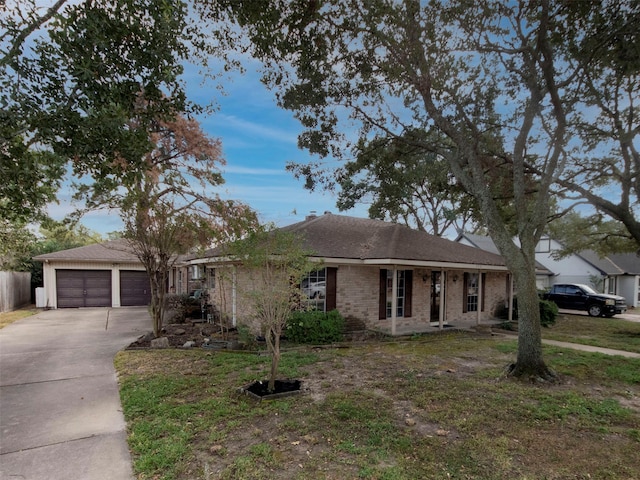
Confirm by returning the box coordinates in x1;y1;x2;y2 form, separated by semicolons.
189;213;513;336
534;237;624;293
607;253;640;308
456;232;554;289
33;240;152;309
456;233;637;307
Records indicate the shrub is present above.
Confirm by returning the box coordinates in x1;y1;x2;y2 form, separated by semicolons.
539;299;558;328
164;294;200;323
286;310;345;344
495;296;558;328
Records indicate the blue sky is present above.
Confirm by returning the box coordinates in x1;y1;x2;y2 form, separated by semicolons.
49;61;367;236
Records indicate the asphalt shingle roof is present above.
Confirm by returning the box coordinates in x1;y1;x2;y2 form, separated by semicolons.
577;250;625;275
203;214;507;268
33;239;140;263
607;252;640;275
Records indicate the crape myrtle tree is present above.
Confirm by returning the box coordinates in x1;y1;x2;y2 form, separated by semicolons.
201;0;614;379
0;0;196;223
228;226;315;393
95;114;257;338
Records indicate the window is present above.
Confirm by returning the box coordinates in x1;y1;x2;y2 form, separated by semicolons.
302;268;327;311
379;269;413;319
207;268;215;289
463;272;486;313
386;270;406;318
535;237;551;253
466;273;479;312
177;269;183;293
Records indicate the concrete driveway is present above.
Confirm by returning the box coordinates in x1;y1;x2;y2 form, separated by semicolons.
0;307;149;480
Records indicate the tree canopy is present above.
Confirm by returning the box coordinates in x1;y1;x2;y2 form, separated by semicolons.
553;0;640;248
1;0;195;223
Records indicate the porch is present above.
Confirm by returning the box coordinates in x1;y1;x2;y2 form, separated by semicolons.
371;318;507;336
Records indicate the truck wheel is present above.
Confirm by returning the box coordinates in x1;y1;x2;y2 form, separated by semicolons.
588;304;602;317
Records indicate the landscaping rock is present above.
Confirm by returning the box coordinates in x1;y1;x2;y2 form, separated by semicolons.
150;337;170;349
183;340;196;348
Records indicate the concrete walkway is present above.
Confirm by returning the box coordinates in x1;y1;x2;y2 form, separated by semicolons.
0;307;149;480
538;338;640;358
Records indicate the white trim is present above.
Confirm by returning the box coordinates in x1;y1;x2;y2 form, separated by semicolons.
190;255;508;272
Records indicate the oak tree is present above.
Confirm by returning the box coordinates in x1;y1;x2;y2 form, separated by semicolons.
208;0;611;379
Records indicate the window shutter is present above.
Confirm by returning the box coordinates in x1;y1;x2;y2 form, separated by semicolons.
326;267;337;311
463;272;469;313
404;270;413;317
379;269;387;320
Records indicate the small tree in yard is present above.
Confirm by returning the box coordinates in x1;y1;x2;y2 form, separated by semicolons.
230;227;315;393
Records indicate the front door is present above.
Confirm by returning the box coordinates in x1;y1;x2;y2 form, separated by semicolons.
430;271;441;321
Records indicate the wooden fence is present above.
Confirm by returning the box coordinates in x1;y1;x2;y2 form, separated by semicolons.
0;271;32;313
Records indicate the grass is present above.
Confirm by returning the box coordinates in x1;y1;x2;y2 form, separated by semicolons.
542;313;640;353
0;306;38;329
116;332;640;480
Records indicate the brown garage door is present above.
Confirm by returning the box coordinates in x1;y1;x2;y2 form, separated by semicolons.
56;270;112;308
120;270;151;306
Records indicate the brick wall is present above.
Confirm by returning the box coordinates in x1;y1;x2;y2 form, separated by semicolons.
208;263;509;333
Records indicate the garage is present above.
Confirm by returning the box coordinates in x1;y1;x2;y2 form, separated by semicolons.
119;270;152;306
56;270;112;308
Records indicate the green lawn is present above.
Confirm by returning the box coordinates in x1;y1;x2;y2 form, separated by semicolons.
0;306;37;329
542;312;640;353
116;331;640;480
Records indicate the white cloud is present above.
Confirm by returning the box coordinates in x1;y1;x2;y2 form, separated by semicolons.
205;114;299;145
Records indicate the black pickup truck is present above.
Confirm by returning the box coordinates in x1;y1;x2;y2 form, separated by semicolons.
542;283;627;317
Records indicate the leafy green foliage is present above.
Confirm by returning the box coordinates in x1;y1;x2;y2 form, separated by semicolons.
1;0;195;223
496;296;558;328
548;212;637;257
334;130;480;235
286;310;345;344
539;299;559;328
552;0;640;248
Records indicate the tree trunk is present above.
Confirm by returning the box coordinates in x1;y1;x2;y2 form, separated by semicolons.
267;326;281;392
149;270;164;338
509;258;556;380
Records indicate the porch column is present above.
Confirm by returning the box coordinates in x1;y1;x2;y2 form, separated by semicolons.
439;269;445;330
477;270;483;326
391;266;398;336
